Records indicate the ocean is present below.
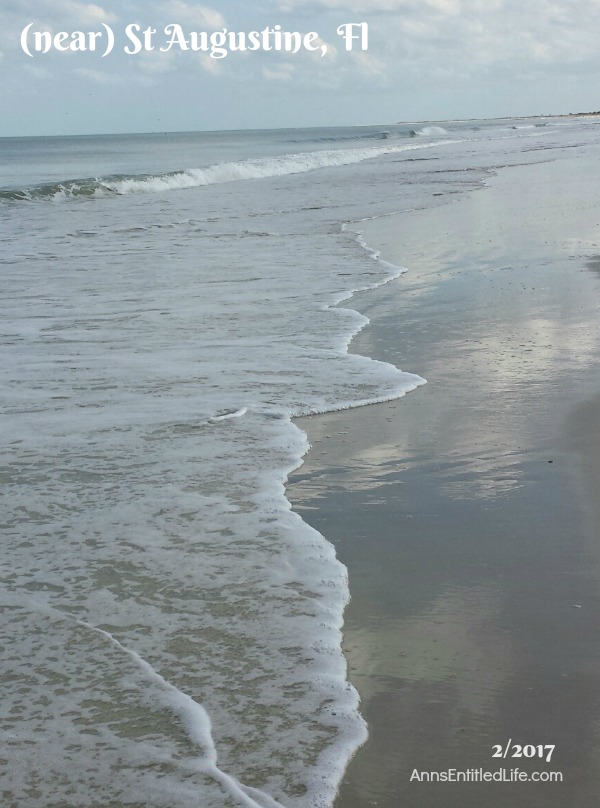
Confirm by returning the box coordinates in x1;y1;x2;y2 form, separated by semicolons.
1;116;598;807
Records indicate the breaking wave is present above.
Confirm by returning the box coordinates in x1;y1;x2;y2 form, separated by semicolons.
0;139;460;202
410;126;449;137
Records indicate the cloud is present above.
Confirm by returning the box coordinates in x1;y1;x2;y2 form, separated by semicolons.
9;0;117;25
340;0;600;81
154;1;226;29
272;0;600;71
252;0;600;101
262;63;295;80
276;0;459;12
53;1;116;24
349;51;386;76
75;66;123;83
24;63;53;79
197;52;223;74
135;48;178;75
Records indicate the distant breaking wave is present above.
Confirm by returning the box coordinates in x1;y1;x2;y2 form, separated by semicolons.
0;139;460;202
410;126;449;137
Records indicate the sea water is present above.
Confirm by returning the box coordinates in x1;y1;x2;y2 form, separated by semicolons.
1;117;598;807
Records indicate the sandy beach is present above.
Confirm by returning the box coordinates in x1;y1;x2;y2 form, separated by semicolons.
289;153;600;807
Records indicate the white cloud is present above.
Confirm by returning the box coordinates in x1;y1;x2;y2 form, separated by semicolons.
262;64;296;80
273;0;600;71
349;51;386;76
277;0;458;12
24;63;52;79
197;52;223;74
14;0;117;25
136;49;178;75
55;1;116;24
75;66;123;83
348;0;600;81
156;1;226;29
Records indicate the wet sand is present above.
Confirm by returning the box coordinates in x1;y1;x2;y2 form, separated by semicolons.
289;155;600;807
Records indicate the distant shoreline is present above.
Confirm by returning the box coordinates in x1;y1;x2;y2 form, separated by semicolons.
396;112;600;125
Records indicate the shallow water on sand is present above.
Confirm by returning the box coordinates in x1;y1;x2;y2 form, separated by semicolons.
291;156;600;807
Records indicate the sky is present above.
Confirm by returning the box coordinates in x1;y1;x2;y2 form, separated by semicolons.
1;0;600;136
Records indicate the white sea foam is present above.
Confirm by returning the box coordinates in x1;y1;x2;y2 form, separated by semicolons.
79;620;289;808
211;407;249;421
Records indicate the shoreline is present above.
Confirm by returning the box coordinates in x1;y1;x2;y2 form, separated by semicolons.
289;153;600;806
